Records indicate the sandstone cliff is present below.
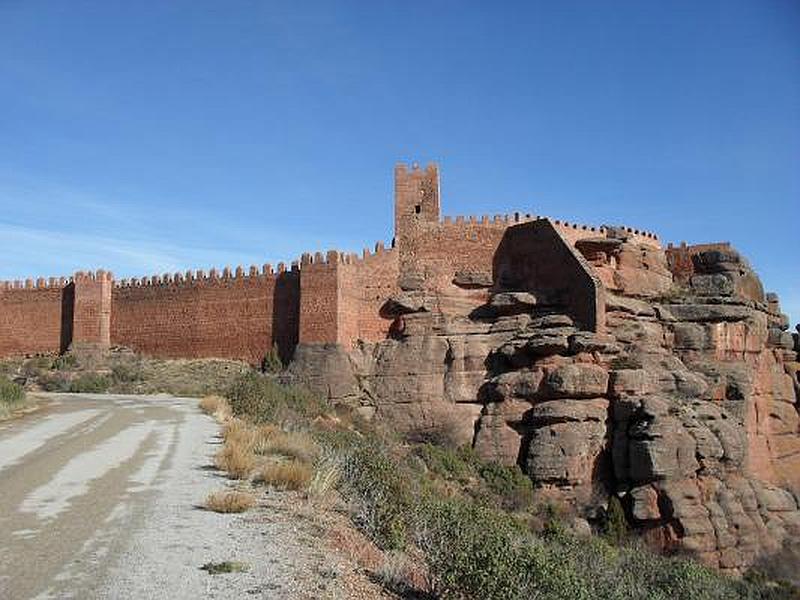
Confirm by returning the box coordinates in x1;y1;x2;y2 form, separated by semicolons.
290;220;799;574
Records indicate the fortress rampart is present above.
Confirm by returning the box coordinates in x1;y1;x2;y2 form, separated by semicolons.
0;163;664;364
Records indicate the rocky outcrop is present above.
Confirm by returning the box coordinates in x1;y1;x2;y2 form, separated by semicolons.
289;230;799;574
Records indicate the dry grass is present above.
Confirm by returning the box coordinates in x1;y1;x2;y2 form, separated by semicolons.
199;395;231;421
258;430;317;462
204;489;257;513
215;428;257;480
251;423;281;454
375;551;430;596
223;418;257;448
254;460;312;491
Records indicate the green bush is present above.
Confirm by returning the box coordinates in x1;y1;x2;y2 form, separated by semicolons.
603;495;629;546
226;371;325;424
38;373;70;392
111;362;143;384
414;443;480;483
0;376;25;405
336;436;414;550
415;496;591;600
69;373;111;393
53;353;79;371
478;462;535;511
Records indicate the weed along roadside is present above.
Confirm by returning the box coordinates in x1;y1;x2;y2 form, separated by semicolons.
0;375;28;420
200;370;795;600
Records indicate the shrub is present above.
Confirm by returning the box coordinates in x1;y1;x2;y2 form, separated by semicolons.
38;373;70;392
415;496;589;600
0;376;25;405
336;436;415;551
215;438;256;480
261;343;283;374
603;495;628;546
53;353;78;371
257;430;317;462
375;551;427;597
22;356;52;378
0;376;25;418
307;449;341;505
414;443;479;483
226;371;326;424
254;460;312;490
110;361;143;384
200;560;249;574
199;395;231;421
478;462;535;511
204;490;256;513
68;373;111;393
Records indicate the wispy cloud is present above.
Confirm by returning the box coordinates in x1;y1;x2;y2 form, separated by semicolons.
0;173;340;280
0;222;250;280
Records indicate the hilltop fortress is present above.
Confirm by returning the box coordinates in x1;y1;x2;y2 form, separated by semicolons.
2;163;799;573
1;163;662;362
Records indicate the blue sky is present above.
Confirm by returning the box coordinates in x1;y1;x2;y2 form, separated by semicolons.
0;1;798;323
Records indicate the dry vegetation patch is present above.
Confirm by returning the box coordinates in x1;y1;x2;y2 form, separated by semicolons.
254;460;312;491
215;438;257;480
257;430;317;462
204;490;257;513
199;395;231;420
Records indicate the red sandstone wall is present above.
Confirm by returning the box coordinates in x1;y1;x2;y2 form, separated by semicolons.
0;284;66;356
339;246;399;346
73;271;112;347
111;268;299;365
298;254;340;345
494;219;605;332
399;212;660;294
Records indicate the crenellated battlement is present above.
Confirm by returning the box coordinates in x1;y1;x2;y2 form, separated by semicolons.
114;261;300;289
0;277;68;290
0;270;112;291
438;212;660;245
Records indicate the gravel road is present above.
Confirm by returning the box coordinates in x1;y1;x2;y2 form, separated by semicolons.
0;393;336;599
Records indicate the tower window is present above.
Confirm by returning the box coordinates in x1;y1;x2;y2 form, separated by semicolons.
414;205;421;214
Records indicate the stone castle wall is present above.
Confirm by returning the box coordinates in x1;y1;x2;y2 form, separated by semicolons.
0;162;662;364
0;280;67;357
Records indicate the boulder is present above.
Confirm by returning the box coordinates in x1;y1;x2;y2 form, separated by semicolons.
527;419;608;485
664;303;753;323
490;369;544;400
690;273;735;297
541;363;609;398
453;270;493;288
630;485;661;520
383;291;435;316
529;398;609;424
529;314;574;329
568;331;622;355
488;291;538;315
608;369;651;398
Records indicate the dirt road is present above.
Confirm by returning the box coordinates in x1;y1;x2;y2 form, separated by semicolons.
0;393;332;599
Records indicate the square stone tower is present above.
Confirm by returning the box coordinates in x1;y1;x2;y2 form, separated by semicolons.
394;162;440;247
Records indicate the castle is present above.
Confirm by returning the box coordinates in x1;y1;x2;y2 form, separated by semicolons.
0;163;667;363
3;163;799;572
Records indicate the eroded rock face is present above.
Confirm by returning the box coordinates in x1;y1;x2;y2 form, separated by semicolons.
289;241;799;574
